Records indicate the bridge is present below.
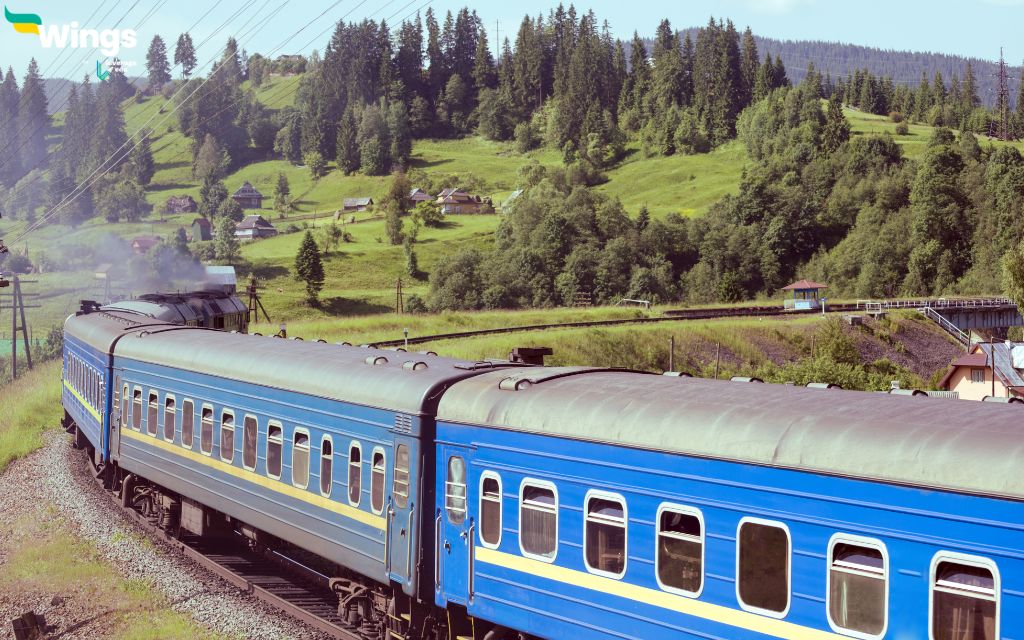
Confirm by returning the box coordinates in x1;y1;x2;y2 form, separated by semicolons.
854;297;1023;347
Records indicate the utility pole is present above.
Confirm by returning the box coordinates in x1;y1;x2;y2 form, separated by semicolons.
395;278;404;314
246;276;271;327
4;275;37;379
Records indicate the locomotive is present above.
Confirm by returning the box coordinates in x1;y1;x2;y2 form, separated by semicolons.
62;303;1023;639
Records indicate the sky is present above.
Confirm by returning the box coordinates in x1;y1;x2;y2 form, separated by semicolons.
0;0;1021;81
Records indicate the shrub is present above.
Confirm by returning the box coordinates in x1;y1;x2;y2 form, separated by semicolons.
889;111;903;123
405;294;427;313
894;121;909;136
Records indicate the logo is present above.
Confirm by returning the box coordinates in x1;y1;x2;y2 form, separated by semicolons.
5;6;136;56
95;60;109;81
4;7;40;35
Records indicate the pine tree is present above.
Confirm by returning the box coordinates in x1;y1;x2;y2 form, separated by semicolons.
146;35;172;90
336;106;360;174
199;176;228;217
822;92;851;152
963;62;979;111
472;27;496;92
739;27;759;107
273;172;290;211
130;133;155;185
88;82;128;177
0;67;21;185
18;58;48;173
174;33;197;78
214;215;241;264
294;231;325;304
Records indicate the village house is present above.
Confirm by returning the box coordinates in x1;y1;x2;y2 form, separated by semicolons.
436;188;493;214
131;235;161;255
232;181;265;209
191;217;212;242
234;215;278;240
164;195;198;214
343;197;374;212
408;188;432;205
937;341;1024;401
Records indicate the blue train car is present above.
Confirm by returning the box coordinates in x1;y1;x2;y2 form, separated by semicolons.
62;308;516;606
434;368;1024;640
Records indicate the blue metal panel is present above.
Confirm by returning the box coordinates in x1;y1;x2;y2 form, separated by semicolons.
437;422;1024;640
62;334;110;458
114;355;423;594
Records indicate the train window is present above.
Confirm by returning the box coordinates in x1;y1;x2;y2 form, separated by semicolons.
657;505;704;597
393;444;410;509
828;536;887;637
931;554;999;640
147;391;158;436
163;396;176;442
113;376;120;416
242;415;258;471
266;422;283;479
220;411;235;463
445;456;467;524
200;405;214;455
320;436;333;497
348;443;362;506
292;430;310;489
121;384;129;427
519;481;558;562
479;472;502;549
181;400;194;449
371;449;386;515
132;388;142;430
737;518;791;618
584;491;627;579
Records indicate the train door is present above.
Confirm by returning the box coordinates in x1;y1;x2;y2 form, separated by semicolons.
388;437;419;593
437;444;473;606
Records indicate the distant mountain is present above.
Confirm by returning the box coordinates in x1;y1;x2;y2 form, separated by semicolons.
644;30;1021;108
41;76;146;115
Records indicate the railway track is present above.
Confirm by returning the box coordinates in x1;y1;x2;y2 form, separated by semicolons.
368;303;862;349
81;448;361;640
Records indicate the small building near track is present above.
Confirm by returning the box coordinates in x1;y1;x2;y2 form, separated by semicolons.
782;279;827;310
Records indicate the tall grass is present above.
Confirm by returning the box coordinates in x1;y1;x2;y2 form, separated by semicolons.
0;359;63;473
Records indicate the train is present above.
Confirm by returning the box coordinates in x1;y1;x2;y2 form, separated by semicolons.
61;302;1023;640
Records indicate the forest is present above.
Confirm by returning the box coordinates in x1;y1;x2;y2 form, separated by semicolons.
0;4;1021;313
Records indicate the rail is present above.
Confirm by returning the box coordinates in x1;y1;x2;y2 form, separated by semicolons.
856;297;1013;310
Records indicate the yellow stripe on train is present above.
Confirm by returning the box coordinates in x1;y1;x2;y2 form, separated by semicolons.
474;547;843;640
120;426;386;531
64;380;102;422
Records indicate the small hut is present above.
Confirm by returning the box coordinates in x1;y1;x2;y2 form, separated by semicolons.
232;181;265;209
782;279;827;310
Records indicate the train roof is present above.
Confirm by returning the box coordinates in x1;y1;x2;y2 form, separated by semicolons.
65;309;182;353
107;321;518;415
437;368;1024;502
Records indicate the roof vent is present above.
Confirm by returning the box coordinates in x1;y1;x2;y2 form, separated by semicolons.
499;377;533;391
336;341;352;346
662;371;693;378
888;388;928;397
365;356;388;366
316;338;327;343
806;382;842;389
290;336;303;341
982;395;1024;404
403;361;428;371
730;376;764;383
418;350;438;356
388;347;408;352
253;332;263;336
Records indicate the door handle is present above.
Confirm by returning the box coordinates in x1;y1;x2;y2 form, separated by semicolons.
444;541;451;552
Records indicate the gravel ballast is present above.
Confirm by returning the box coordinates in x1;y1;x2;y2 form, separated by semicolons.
0;430;334;639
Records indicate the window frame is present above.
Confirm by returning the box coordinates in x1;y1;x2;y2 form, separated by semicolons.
131;386;143;430
518;478;559;564
478;471;502;550
121;383;129;428
655;503;705;598
266;420;283;480
928;551;1000;640
163;394;176;442
319;434;333;497
200;403;214;456
292;427;311;490
347;441;363;506
370;446;386;515
445;455;468;525
393;443;410;510
583;489;628;580
242;414;258;472
971;368;986;384
826;534;889;640
181;399;194;449
220;409;235;463
735;516;792;620
146;390;159;436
